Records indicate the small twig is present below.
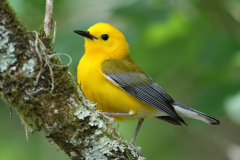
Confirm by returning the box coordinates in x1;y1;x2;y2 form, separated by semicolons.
51;21;63;63
44;0;53;37
32;31;72;93
32;31;43;86
51;21;57;50
10;107;12;119
47;53;72;67
25;129;28;141
68;71;82;95
48;63;54;93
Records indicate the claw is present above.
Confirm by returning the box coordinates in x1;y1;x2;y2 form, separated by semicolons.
106;116;115;123
129;143;142;152
101;113;115;123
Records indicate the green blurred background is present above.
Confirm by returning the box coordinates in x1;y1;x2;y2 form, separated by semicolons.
1;0;240;159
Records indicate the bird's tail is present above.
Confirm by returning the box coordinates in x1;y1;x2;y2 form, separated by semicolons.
173;101;220;125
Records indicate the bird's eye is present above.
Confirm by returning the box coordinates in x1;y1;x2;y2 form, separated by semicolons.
102;34;109;40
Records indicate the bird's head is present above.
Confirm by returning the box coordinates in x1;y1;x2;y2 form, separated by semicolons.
74;23;129;59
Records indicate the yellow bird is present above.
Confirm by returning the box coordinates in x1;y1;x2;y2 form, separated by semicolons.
74;23;220;151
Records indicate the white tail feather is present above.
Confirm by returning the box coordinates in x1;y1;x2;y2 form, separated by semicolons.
173;105;219;125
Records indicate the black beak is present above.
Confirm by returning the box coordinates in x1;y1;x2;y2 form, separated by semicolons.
74;30;97;40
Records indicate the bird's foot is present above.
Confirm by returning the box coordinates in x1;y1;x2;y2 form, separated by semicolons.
101;112;133;123
101;113;115;123
129;142;142;152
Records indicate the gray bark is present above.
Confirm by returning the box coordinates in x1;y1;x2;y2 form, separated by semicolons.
0;0;145;159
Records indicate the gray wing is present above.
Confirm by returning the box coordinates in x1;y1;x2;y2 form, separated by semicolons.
104;72;186;125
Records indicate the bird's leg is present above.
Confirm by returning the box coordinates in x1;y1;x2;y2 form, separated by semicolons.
129;118;144;152
101;112;134;123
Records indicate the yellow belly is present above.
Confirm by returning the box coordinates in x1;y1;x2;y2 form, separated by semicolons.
77;56;160;121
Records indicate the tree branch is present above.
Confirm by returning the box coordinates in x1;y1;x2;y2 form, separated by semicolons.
0;0;145;159
44;0;53;37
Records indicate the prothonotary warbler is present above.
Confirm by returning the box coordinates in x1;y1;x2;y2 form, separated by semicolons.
74;23;220;151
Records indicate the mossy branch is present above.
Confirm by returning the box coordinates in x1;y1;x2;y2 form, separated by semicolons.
0;0;145;159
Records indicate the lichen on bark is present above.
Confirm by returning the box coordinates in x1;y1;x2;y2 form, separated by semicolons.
0;0;145;159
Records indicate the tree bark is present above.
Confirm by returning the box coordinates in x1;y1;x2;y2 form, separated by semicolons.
0;0;145;159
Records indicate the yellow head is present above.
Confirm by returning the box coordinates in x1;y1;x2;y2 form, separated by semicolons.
74;23;129;59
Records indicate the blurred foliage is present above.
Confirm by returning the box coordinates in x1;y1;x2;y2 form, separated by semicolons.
1;0;240;159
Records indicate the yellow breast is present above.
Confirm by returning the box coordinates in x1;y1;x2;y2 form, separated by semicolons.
77;55;159;121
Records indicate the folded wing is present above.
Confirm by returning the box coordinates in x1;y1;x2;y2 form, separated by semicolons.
101;57;186;125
